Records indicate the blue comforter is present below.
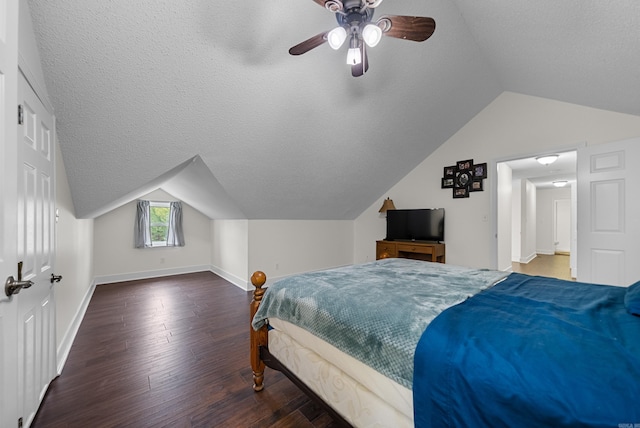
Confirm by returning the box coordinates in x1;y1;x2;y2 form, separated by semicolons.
414;273;640;427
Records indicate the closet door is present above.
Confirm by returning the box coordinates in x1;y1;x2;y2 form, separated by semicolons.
577;138;640;286
0;1;21;427
16;72;58;427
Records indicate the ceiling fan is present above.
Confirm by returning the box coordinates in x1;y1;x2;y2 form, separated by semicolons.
289;0;436;77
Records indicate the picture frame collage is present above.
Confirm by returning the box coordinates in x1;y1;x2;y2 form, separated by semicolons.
441;159;487;198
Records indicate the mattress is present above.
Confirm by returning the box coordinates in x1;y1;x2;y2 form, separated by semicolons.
269;318;413;427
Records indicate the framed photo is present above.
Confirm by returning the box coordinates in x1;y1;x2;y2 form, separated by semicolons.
453;186;469;198
473;162;487;179
443;166;455;177
441;177;454;188
457;159;473;171
442;158;487;199
455;170;473;188
470;179;484;192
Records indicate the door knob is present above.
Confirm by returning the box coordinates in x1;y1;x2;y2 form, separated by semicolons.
50;274;63;284
5;261;34;297
5;276;34;297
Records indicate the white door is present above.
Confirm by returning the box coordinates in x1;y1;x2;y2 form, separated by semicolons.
16;72;58;426
554;199;571;253
1;0;21;426
577;138;640;286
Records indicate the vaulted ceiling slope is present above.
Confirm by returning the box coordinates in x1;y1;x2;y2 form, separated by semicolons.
27;1;640;220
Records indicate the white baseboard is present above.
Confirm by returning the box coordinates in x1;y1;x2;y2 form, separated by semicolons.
209;265;248;291
209;265;308;291
94;265;212;286
519;253;537;264
536;249;555;256
56;279;96;375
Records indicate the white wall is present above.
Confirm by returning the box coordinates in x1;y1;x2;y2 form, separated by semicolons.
211;219;249;289
511;178;537;263
93;189;212;282
248;220;354;287
496;163;513;271
523;180;537;263
211;219;354;291
354;209;388;267
570;183;577;277
536;187;572;254
54;141;95;367
511;179;522;262
354;91;640;269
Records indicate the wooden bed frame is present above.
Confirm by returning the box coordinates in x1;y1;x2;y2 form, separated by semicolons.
249;271;352;427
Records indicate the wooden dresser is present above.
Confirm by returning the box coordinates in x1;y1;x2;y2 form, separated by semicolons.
376;240;446;263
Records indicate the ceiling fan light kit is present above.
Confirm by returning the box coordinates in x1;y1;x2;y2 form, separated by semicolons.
328;26;347;49
362;23;382;47
291;0;436;77
347;36;362;64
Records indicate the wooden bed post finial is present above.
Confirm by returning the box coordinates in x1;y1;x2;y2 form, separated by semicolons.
250;271;268;391
251;271;266;298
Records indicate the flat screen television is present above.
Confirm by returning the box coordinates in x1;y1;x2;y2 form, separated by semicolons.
386;208;445;242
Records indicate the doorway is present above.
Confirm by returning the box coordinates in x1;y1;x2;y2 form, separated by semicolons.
554;198;571;254
496;150;577;280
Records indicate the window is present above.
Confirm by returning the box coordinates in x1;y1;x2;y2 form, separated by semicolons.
149;202;170;246
135;200;185;248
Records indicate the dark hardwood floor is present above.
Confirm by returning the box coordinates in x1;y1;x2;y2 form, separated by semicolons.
33;272;336;427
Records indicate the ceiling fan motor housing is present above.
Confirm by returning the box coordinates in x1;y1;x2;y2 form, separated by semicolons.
337;5;374;33
343;0;363;10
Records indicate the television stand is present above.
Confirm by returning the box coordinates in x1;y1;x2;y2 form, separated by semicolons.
376;240;445;263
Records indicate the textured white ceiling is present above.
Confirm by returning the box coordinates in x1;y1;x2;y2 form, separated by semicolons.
26;0;640;219
454;0;640;115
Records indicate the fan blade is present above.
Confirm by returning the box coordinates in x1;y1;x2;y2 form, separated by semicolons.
378;15;435;42
289;31;328;55
351;44;369;77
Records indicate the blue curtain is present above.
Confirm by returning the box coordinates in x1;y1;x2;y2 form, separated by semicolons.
167;201;185;247
134;200;151;248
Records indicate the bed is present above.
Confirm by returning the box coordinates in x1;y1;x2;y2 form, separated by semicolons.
249;258;640;427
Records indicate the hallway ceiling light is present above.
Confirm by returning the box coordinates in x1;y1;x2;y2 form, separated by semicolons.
553;180;568;187
536;154;559;165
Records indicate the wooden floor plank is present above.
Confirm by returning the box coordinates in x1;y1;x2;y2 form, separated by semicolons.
32;271;337;427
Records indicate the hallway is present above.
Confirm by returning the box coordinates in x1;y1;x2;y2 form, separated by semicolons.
512;254;573;281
